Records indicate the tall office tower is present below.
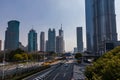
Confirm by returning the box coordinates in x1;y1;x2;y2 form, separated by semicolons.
56;36;64;53
85;0;118;55
48;28;56;52
0;40;1;51
40;32;45;52
59;24;64;37
46;40;49;52
93;0;117;54
4;20;20;50
85;0;94;52
28;29;38;52
56;26;65;53
77;27;83;52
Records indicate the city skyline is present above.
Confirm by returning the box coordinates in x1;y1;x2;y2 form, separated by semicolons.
0;0;120;51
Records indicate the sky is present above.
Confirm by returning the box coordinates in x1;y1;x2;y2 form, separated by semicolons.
0;0;120;51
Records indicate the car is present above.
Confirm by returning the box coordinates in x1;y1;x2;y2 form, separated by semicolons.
16;64;24;69
64;64;68;67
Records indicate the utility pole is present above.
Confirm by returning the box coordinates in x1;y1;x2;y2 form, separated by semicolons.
2;50;5;80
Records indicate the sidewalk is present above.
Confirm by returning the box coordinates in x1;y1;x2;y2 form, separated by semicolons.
72;63;86;80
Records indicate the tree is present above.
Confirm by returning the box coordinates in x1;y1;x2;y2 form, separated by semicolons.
8;48;25;62
28;54;33;61
85;46;120;80
13;54;24;61
75;53;82;59
22;53;28;61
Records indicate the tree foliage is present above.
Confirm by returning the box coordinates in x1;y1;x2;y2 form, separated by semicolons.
85;46;120;80
13;54;24;61
75;53;82;59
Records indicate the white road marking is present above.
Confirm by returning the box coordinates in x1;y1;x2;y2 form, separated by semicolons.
63;73;66;77
53;73;59;80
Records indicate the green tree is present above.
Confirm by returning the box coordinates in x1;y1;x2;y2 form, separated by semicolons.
28;54;33;61
13;54;24;61
22;53;28;61
85;46;120;80
75;53;82;59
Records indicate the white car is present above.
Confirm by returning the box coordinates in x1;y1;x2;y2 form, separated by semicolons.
16;64;24;69
64;64;68;67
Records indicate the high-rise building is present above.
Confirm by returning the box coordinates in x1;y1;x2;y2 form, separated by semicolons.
4;20;20;50
74;47;78;53
59;24;64;37
48;28;56;52
56;26;65;53
94;0;117;55
85;0;94;52
77;27;83;52
46;40;49;52
0;40;2;51
85;0;118;55
40;32;45;52
28;29;37;52
56;36;64;53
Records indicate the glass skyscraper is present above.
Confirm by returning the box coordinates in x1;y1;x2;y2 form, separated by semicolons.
77;27;83;52
28;29;38;52
85;0;118;55
48;28;56;52
85;0;94;52
4;20;20;50
40;32;45;52
56;26;65;54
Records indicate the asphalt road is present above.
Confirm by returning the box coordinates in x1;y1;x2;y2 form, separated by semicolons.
46;63;74;80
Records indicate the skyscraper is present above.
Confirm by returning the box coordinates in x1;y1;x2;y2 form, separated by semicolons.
56;26;65;53
46;40;49;52
85;0;94;52
4;20;20;50
59;24;64;37
0;40;1;51
94;0;117;54
56;36;64;53
48;28;56;52
77;27;83;52
28;29;37;52
40;32;45;52
85;0;118;55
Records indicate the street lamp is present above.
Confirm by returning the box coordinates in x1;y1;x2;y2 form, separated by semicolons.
2;50;6;80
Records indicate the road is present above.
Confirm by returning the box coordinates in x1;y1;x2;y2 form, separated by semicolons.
46;62;74;80
26;60;74;80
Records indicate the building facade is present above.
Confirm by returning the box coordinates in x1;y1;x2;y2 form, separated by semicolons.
85;0;118;55
77;27;83;53
56;26;65;53
46;40;49;52
40;32;45;52
56;36;64;53
48;28;56;52
4;20;20;50
85;0;94;52
93;0;117;55
28;29;37;52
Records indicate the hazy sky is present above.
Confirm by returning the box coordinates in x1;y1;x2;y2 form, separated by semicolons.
0;0;120;51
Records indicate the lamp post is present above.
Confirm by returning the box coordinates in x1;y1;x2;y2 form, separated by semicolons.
2;50;6;80
44;52;45;63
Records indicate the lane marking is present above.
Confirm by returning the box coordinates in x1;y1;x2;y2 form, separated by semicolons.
63;73;66;77
53;73;59;80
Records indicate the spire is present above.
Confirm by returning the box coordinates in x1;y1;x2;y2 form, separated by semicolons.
61;24;62;30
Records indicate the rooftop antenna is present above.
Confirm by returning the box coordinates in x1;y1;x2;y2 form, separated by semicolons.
32;25;34;30
61;24;62;30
